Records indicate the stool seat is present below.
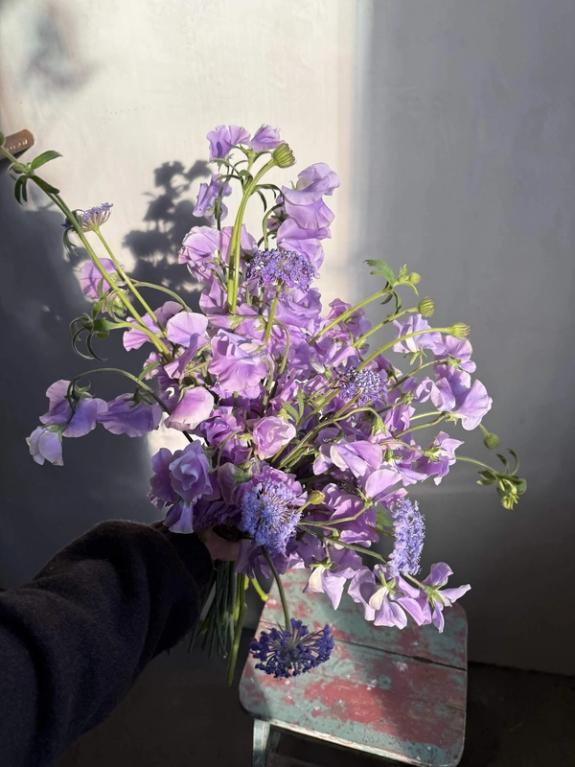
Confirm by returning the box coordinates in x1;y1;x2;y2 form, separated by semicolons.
239;568;468;766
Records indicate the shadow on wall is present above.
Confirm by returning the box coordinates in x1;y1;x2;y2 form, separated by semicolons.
123;159;209;306
0;159;206;586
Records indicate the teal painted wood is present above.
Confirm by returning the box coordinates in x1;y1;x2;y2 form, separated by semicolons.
239;568;468;766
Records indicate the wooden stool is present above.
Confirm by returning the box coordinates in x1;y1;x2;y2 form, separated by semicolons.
239;569;468;766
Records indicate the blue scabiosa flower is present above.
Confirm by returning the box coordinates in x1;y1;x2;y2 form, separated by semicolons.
388;498;425;577
78;202;113;231
239;465;306;556
247;248;316;292
250;619;334;678
339;367;385;405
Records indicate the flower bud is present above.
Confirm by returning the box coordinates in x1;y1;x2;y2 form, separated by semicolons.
418;297;435;317
307;489;325;506
409;271;422;285
483;431;500;449
272;143;295;168
450;323;470;338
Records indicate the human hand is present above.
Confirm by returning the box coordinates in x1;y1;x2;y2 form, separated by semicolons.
199;528;240;562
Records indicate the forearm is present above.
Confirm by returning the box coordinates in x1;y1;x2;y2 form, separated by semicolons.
0;520;212;767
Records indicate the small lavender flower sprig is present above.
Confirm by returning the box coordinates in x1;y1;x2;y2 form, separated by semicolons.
250;619;334;678
387;499;425;577
78;202;113;231
248;248;316;292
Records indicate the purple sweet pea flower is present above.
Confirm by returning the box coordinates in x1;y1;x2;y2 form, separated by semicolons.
122;301;181;351
250;124;282;152
77;258;115;300
165;387;215;431
430;370;492;430
26;426;63;466
39;379;106;438
165;441;213;504
165;311;209;349
417;562;471;632
393;315;442;354
348;565;426;628
305;547;363;609
208;331;271;399
149;447;178;508
193;174;231;219
252;416;296;460
99;394;162;437
412;431;463;485
207;125;250;160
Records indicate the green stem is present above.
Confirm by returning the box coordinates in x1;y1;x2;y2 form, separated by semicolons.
313;287;393;341
94;228;161;324
264;549;291;629
263;285;281;343
456;455;494;472
354;308;414;348
226;573;248;686
395;415;447;439
228;158;276;311
358;327;458;370
250;576;269;602
132;281;192;310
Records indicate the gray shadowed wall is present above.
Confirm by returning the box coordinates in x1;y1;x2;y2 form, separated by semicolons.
353;0;575;674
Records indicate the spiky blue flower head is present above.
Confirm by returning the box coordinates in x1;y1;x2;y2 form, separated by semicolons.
250;619;334;678
78;202;113;231
339;367;385;405
247;248;315;292
388;498;425;577
239;465;305;556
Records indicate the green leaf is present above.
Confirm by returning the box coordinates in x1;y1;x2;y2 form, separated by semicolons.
30;150;62;170
366;259;396;284
30;174;60;195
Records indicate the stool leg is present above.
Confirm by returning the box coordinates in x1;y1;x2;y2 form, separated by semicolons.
253;719;271;767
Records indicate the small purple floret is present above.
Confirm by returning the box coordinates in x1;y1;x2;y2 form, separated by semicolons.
250;618;334;678
339;368;384;405
240;466;305;555
78;202;113;231
247;248;315;292
388;498;425;577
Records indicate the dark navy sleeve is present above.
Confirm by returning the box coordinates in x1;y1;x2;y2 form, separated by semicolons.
0;521;213;766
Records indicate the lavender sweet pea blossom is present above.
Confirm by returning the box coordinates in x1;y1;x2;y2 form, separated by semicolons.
193;174;231;220
305;547;363;609
208;331;271;399
151;442;213;517
77;258;115;299
165;387;215;431
348;565;426;628
26;427;64;466
99;394;162;437
430;369;492;430
123;301;181;351
252;416;296;460
250;124;282;152
417;563;471;632
39;379;106;438
207;125;250;160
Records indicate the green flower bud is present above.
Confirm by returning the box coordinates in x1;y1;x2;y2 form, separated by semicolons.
450;323;471;339
483;431;501;449
272;143;295;168
307;489;325;506
418;297;435;317
409;271;422;285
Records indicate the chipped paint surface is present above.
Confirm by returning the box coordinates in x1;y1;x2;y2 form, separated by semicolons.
239;569;468;766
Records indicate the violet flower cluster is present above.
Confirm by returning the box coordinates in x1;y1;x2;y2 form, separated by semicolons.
13;123;525;680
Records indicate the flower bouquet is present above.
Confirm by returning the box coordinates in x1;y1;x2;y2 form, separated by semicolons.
0;124;525;683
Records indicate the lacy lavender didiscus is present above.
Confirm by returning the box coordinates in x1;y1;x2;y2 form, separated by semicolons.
0;124;526;682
